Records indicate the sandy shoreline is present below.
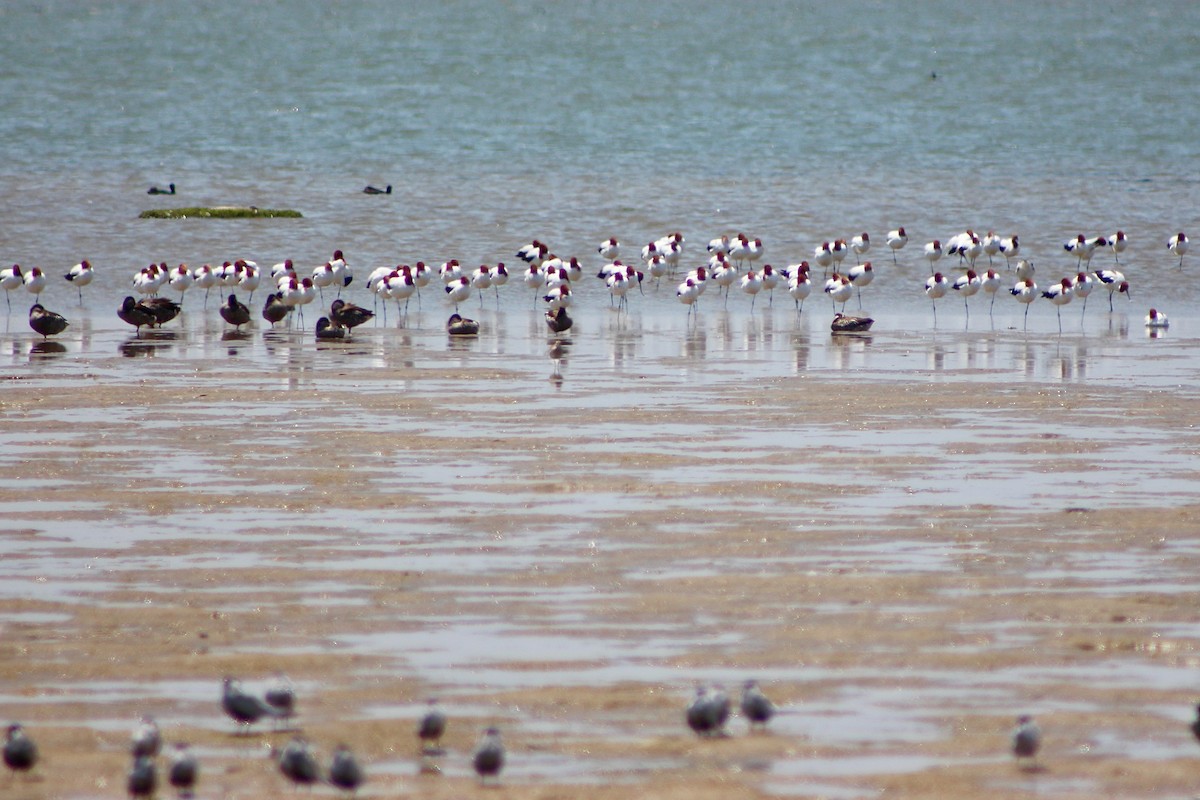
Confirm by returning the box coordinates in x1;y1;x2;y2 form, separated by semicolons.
3;318;1200;799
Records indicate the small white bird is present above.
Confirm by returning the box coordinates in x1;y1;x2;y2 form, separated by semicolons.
1145;308;1169;328
846;262;874;307
824;273;853;311
1011;278;1038;328
813;241;834;275
953;269;982;316
597;237;620;261
1041;277;1074;332
444;276;471;310
707;234;731;256
1;264;24;311
885;227;907;263
786;265;811;313
1093;268;1131;310
23;267;47;297
923;240;943;273
980;269;1002;313
64;260;95;303
739;269;763;310
1108;230;1128;263
850;232;870;263
998;234;1020;267
1168;232;1188;268
924;272;950;320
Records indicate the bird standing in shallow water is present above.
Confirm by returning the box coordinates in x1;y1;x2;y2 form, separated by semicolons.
28;304;69;338
262;292;291;327
329;298;374;334
1168;232;1189;268
219;294;251;329
1145;308;1169;328
545;306;573;334
64;260;95;303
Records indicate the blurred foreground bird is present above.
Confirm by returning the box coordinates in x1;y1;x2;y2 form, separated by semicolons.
279;737;320;789
128;755;158;799
328;744;365;796
1011;714;1041;769
473;727;505;784
417;698;447;755
222;677;284;733
740;680;776;731
131;716;161;758
3;723;38;777
264;673;297;730
168;742;198;799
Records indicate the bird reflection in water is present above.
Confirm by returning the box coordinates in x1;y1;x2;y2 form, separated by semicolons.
548;337;571;387
682;327;706;360
119;330;176;358
791;330;810;374
828;330;872;370
29;340;66;358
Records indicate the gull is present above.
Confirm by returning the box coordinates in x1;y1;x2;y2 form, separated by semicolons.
264;673;297;730
222;677;284;734
418;698;447;755
3;723;37;777
278;737;320;789
128;755;158;799
168;743;198;799
740;680;776;732
328;744;365;796
131;716;162;759
1011;714;1041;770
473;727;505;784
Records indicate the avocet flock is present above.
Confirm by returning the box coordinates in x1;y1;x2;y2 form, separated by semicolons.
2;226;1189;342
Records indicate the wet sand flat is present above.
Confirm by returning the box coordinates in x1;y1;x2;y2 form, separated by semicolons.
2;312;1200;799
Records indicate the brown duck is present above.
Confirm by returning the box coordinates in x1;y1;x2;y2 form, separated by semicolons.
219;294;252;329
28;304;69;338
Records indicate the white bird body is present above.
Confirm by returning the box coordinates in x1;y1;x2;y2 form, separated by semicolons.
923;240;942;271
924;272;949;300
1168;232;1189;267
886;227;907;258
850;232;870;261
1145;308;1169;328
597;237;620;261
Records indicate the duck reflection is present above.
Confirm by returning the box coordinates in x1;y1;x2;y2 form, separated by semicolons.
29;340;67;358
120;330;177;358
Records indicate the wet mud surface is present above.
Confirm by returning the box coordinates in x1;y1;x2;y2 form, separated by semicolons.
2;307;1200;799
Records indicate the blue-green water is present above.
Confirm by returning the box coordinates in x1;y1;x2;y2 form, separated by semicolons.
0;0;1197;316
